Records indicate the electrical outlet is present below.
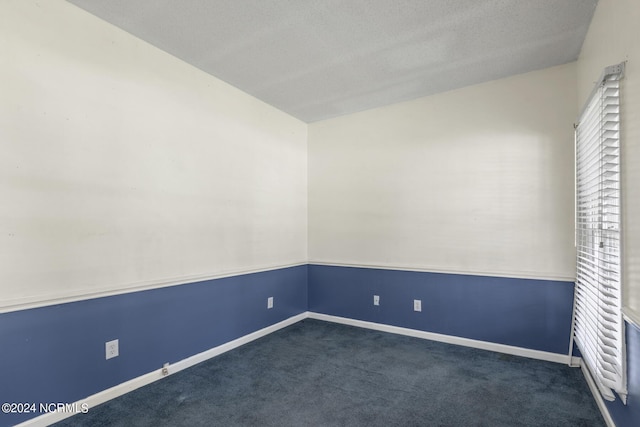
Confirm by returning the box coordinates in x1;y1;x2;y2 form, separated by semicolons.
413;299;422;312
105;339;119;360
267;296;274;309
373;295;380;306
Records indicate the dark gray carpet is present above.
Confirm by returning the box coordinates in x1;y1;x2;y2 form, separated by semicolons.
55;319;604;426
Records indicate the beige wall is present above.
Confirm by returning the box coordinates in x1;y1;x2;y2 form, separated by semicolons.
577;0;640;323
0;0;308;311
309;63;577;281
4;0;632;317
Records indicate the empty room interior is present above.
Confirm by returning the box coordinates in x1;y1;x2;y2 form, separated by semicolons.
1;0;639;426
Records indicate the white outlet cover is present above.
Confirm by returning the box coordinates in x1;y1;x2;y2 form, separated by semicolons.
106;339;119;360
413;299;422;312
267;296;274;309
373;295;380;306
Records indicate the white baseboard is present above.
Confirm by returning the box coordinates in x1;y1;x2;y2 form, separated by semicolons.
580;363;616;427
17;311;585;427
307;312;580;365
16;312;307;427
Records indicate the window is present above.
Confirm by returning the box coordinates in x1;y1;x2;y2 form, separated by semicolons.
573;62;626;402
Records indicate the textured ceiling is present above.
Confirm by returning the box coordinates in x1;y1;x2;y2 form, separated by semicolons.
66;0;598;122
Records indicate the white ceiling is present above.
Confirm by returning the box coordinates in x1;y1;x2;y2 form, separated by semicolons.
66;0;598;123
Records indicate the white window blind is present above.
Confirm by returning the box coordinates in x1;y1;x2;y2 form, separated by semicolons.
573;62;626;402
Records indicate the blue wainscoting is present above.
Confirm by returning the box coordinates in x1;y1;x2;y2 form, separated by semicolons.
606;320;640;427
0;265;308;426
308;264;574;354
